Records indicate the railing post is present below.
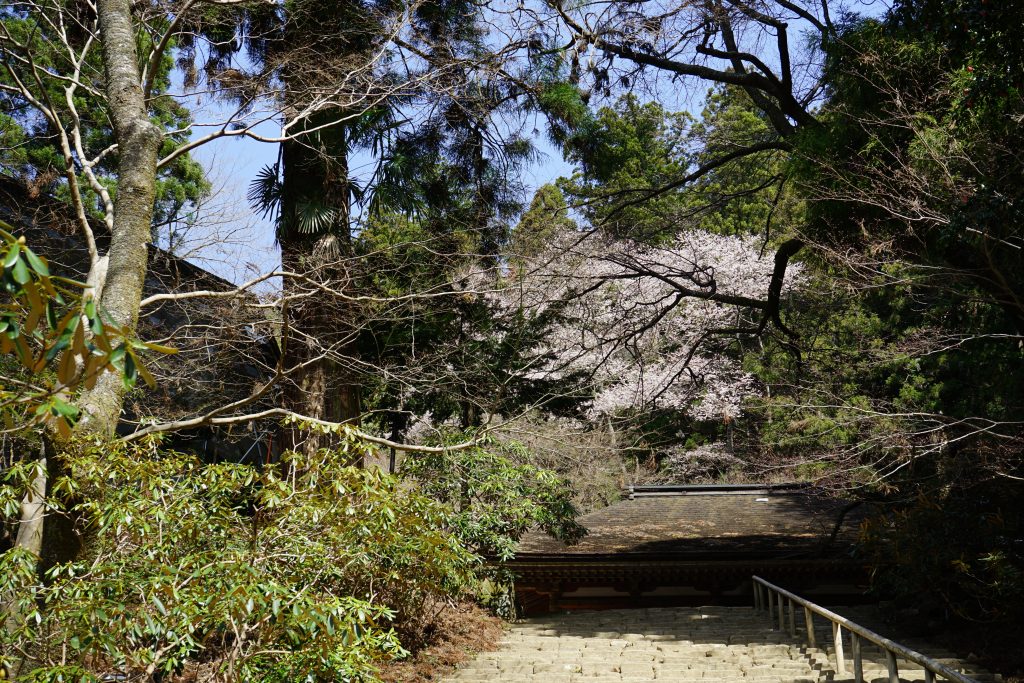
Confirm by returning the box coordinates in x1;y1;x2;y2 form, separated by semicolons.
777;590;785;631
767;588;775;628
833;622;846;675
852;632;863;683
787;598;796;637
886;650;899;683
754;582;762;610
803;606;816;648
924;669;936;683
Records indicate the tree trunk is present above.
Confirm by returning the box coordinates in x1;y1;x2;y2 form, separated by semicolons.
77;0;164;436
1;441;47;679
278;119;362;457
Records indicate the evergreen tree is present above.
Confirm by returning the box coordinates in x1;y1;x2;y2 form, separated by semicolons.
0;3;209;238
508;184;576;272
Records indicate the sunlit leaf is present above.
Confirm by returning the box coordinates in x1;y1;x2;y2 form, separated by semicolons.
3;243;20;269
140;341;178;355
11;256;30;285
24;247;49;276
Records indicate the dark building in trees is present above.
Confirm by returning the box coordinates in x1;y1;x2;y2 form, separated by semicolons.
0;176;278;463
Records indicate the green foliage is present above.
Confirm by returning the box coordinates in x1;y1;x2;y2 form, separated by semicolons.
759;2;1024;476
508;184;577;268
238;0;526;254
731;2;1024;619
350;210;498;427
557;94;693;240
401;435;586;560
744;253;1024;487
798;4;1024;323
0;6;210;230
890;0;1024;127
0;224;161;437
363;119;533;256
351;210;586;432
554;88;788;244
860;482;1024;623
536;82;596;148
0;438;479;681
684;86;785;237
738;262;1024;641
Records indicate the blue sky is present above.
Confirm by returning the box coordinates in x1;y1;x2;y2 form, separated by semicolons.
184;99;576;284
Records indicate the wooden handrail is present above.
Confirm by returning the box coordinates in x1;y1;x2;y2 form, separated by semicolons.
752;576;977;683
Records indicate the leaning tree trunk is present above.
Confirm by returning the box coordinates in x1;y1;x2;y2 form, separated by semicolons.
3;0;162;664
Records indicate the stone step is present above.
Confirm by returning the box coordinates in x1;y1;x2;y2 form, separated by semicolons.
440;606;1000;683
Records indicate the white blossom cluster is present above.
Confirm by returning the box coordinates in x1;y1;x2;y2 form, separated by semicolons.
496;229;804;422
663;441;745;480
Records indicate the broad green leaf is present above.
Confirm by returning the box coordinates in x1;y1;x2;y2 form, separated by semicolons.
11;256;30;285
23;247;49;276
3;243;20;268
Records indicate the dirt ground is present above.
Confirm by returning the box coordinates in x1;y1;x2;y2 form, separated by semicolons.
378;603;504;683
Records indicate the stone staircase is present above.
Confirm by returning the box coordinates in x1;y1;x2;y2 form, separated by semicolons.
441;606;1001;683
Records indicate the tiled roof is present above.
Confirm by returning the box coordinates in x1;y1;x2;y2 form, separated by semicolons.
516;488;865;556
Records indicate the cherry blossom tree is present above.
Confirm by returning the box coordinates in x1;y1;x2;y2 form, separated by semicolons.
499;227;805;423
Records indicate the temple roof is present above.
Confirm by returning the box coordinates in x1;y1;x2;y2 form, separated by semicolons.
516;485;866;557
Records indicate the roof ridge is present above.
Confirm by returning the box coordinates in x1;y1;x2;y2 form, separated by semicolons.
626;483;808;498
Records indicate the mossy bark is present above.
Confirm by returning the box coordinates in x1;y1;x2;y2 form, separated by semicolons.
76;0;163;437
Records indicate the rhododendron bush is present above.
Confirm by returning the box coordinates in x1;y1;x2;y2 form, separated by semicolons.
0;439;478;682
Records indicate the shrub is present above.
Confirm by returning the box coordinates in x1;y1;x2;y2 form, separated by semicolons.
401;436;586;561
0;437;479;682
400;435;585;619
860;480;1024;624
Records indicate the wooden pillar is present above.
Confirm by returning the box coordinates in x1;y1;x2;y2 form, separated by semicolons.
852;632;863;683
886;650;899;683
833;622;846;675
804;607;816;648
